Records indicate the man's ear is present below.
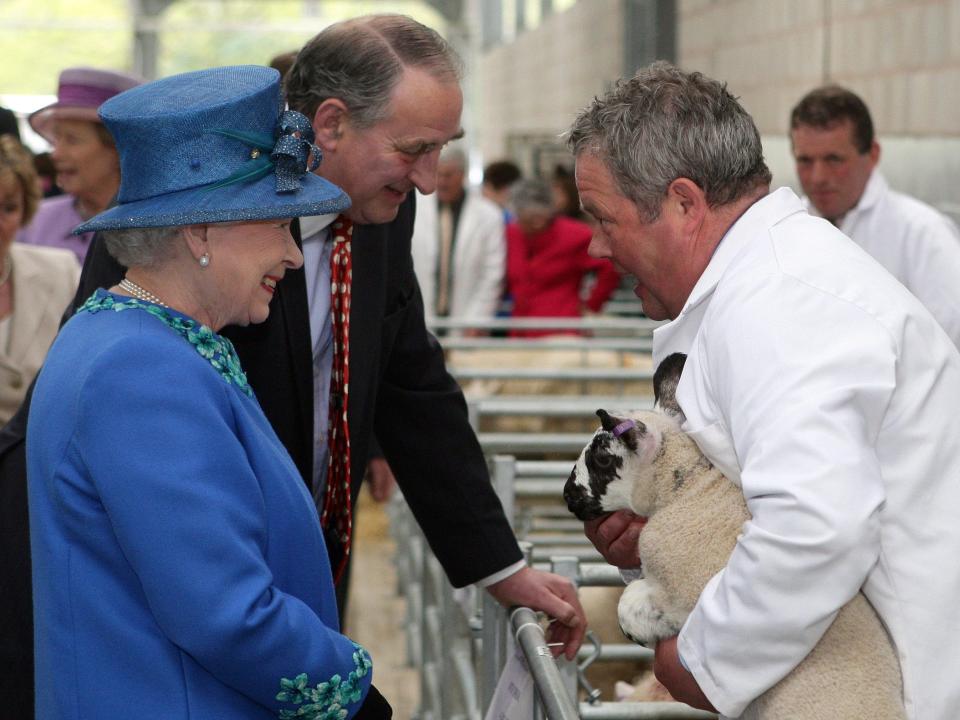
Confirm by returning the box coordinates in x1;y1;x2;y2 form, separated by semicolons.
653;353;687;419
181;225;209;263
311;98;350;151
665;177;707;226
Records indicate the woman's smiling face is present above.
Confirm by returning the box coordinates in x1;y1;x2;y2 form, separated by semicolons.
200;219;304;330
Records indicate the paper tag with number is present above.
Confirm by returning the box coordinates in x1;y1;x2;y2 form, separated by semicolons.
484;645;535;720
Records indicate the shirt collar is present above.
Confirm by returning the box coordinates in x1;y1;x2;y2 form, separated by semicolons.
299;213;339;242
845;168;886;218
802;168;886;226
677;187;806;317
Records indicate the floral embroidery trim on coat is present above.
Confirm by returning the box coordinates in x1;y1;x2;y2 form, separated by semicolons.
79;291;253;397
276;644;372;719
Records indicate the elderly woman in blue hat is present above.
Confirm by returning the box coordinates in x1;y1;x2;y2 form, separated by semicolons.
26;66;391;719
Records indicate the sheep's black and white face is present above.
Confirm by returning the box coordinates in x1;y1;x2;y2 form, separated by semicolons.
563;410;666;521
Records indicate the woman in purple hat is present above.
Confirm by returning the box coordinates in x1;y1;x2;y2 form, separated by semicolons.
18;66;142;263
27;65;391;719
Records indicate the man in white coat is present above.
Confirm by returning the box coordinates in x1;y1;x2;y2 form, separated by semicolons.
790;85;960;348
410;146;505;325
570;62;960;719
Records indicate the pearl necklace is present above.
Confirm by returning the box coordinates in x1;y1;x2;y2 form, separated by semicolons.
119;278;168;308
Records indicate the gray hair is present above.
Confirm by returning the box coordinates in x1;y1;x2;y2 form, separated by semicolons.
567;61;771;221
102;226;181;268
439;145;467;171
285;14;463;129
511;179;555;214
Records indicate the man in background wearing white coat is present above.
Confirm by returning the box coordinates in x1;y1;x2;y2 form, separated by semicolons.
790;85;960;348
570;62;960;719
411;146;505;328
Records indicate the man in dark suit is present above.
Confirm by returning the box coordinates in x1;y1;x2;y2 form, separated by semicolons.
0;14;585;715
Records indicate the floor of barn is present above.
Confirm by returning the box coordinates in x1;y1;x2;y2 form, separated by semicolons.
345;488;421;720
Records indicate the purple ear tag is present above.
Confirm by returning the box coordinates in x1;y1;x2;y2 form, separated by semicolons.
612;419;636;437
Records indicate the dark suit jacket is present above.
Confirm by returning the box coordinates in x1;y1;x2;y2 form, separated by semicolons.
0;194;521;713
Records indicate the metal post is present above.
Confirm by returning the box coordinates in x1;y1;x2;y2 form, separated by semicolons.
549;556;580;705
491;455;517;530
510;607;579;720
480;590;508;711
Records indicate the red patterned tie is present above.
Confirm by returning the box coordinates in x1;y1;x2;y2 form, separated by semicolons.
321;215;353;584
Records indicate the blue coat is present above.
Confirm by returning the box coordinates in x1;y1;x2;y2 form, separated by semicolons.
27;290;372;719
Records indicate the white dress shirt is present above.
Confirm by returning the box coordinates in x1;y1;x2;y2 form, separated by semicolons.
656;188;960;719
300;213;338;498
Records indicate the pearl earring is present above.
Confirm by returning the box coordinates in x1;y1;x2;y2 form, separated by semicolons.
199;253;210;268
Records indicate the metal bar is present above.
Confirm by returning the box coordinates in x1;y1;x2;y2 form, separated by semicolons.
531;546;603;562
478;433;592;454
440;337;654;351
515;479;568;498
452;647;481;720
576;643;653;663
430;316;661;333
472;396;654;416
579;702;717;718
491;455;517;530
510;607;580;720
578;563;629;586
528;518;585;531
522;534;594;546
480;591;508;712
452;367;653;381
516;461;579;476
549;557;581;704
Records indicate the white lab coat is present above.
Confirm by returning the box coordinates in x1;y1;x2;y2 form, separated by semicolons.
654;188;960;719
809;170;960;348
411;190;505;321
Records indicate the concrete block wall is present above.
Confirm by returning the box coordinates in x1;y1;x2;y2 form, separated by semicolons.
474;0;960;211
475;0;625;164
679;0;960;210
678;0;960;137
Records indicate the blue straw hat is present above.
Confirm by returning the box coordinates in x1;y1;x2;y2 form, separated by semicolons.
76;65;350;233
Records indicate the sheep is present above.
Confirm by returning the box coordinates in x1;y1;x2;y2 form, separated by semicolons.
562;353;905;719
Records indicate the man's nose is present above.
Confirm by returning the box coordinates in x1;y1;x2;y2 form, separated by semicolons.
410;151;441;195
587;233;609;259
809;160;830;186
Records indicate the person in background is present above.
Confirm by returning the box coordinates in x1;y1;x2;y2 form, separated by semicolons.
269;50;299;81
28;65;391;720
551;164;589;222
0;136;78;424
506;178;619;337
411;146;506;326
790;85;960;347
571;61;960;719
482;158;522;222
31;152;61;198
18;67;141;264
0;106;20;142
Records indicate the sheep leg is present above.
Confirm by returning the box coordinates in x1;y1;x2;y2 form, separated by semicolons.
618;577;687;647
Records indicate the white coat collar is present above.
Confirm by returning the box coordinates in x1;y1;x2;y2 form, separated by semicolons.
653;187;806;365
802;169;888;226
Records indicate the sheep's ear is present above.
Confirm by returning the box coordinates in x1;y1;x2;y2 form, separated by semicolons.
653;353;687;419
596;408;619;432
595;409;642;450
